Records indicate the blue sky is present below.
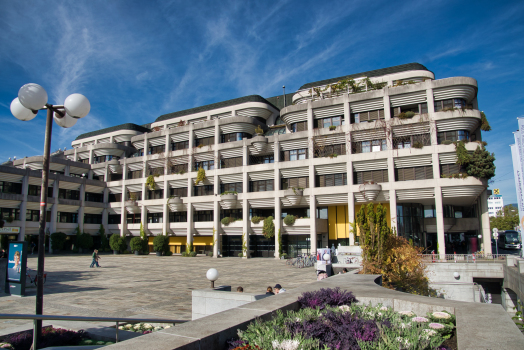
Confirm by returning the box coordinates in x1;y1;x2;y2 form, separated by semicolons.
0;0;522;203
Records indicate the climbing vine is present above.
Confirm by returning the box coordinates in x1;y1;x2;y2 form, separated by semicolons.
146;175;158;190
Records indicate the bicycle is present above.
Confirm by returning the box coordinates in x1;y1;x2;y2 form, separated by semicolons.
26;270;47;287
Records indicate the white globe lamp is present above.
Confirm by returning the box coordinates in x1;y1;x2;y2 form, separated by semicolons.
53;112;77;128
206;268;219;288
11;98;37;121
64;93;90;119
323;253;331;262
18;83;48;111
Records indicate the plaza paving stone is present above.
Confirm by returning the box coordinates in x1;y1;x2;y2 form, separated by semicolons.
0;254;316;332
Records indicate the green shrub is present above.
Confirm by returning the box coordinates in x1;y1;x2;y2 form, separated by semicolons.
153;235;169;253
283;214;296;226
404;111;416;118
221;217;231;226
76;233;94;250
50;232;67;251
263;216;275;239
412;141;424;149
165;250;173;256
441;140;453;145
109;234;126;252
130;237;144;252
329;125;336;131
238;253;243;257
251;216;263;224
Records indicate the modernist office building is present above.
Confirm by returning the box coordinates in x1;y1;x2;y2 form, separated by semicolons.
0;63;492;257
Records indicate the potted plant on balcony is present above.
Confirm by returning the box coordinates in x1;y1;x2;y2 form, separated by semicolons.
284;187;304;206
153;234;169;256
195;167;206;185
283;214;296;226
167;195;184;211
358;180;382;202
130;236;144;255
251;125;268;152
220;191;238;209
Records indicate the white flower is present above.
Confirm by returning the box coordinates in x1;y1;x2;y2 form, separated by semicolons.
84;340;93;345
380;306;389;311
339;305;350;312
272;339;300;350
164;325;171;329
423;329;437;336
133;324;141;330
154;326;162;331
398;311;415;317
412;316;429;323
96;341;105;345
144;324;153;329
432;311;451;319
399;322;412;329
118;326;125;330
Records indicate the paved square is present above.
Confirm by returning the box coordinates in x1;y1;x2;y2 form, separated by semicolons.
0;254;316;331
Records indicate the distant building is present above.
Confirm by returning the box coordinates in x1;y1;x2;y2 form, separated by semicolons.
488;194;503;217
511;117;524;229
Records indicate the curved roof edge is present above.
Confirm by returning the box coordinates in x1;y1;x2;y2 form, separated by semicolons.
155;95;278;123
74;123;151;141
298;63;432;90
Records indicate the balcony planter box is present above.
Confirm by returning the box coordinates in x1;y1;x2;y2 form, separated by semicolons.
125;200;140;214
113;250;119;255
358;181;382;201
135;251;140;255
167;196;184;212
284;188;303;206
156;251;162;256
220;194;238;209
251;135;268;153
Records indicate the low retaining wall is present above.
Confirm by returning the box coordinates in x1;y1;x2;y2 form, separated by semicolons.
192;286;270;320
0;258;6;293
103;273;524;350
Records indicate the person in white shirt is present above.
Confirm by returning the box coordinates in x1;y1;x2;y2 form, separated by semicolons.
274;284;286;294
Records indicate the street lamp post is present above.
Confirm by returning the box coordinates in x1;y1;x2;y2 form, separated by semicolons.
10;83;90;349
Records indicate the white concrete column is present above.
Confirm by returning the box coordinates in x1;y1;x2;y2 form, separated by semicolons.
50;179;58;234
274;140;280;162
425;80;435;113
387;156;395;188
188;124;194;172
141;181;147;233
274;197;281;259
480;190;492;254
18;173;29;241
120;161;127;237
243;198;249;259
307;101;314;159
348;193;355;245
242;145;248;166
343;94;350;125
187;204;194;247
435;186;446;258
213;198;220;258
73;148;78;162
88;149;94;165
430;120;438;145
64;165;70;177
383;88;391;121
432;153;440;181
310;195;317;254
389;189;397;234
78;183;86;232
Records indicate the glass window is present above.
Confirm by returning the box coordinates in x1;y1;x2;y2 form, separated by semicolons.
362;141;371;153
290;150;297;161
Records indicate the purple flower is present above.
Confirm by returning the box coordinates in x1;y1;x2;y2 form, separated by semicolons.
297;287;358;310
429;323;445;329
412;316;429;323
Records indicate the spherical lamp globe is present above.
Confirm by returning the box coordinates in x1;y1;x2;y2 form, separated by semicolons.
53;112;78;128
64;93;90;119
323;253;331;261
206;268;219;282
11;98;37;121
18;83;48;111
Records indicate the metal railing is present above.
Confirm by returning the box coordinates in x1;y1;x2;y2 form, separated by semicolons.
0;314;187;344
419;254;509;263
430;282;489;303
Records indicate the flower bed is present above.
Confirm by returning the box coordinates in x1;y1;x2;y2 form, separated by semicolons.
0;327;90;350
227;288;456;350
118;322;172;334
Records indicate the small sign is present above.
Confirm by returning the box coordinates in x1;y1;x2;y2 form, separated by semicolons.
493;189;500;195
0;227;20;234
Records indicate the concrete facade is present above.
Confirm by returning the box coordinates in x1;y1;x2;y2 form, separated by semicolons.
0;63;492;258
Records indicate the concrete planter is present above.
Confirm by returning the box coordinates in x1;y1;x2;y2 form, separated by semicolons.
134;251;140;255
113;250;119;255
125;200;140;214
220;194;237;209
251;135;268;153
168;196;184;212
155;251;162;256
284;188;303;206
358;182;382;201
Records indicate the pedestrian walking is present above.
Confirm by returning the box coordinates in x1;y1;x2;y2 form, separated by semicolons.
90;249;101;268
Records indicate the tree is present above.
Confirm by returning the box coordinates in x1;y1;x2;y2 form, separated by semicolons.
490;205;519;231
50;232;67;251
357;203;434;296
467;145;495;180
99;224;110;251
262;216;275;239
